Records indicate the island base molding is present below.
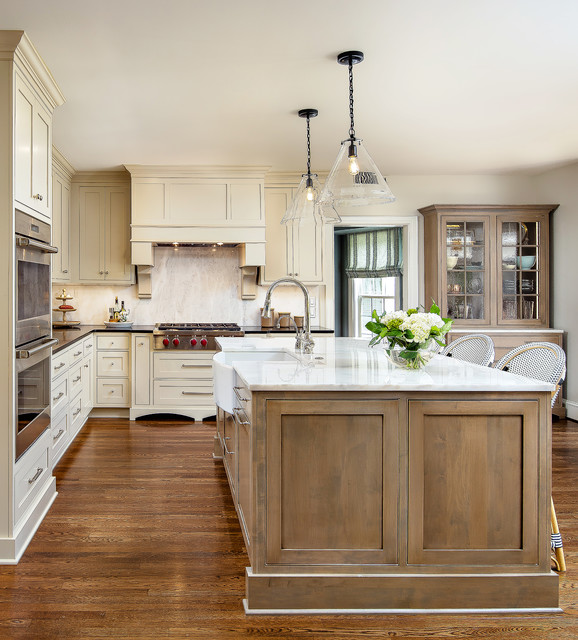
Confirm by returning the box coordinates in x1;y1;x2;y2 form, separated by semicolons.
244;570;560;614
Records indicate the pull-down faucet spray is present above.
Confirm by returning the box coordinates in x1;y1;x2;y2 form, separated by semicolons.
262;277;315;354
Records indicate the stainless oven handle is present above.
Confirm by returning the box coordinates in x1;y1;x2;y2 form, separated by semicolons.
16;338;59;359
16;237;59;253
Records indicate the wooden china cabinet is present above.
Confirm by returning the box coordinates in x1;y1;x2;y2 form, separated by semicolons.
420;204;564;413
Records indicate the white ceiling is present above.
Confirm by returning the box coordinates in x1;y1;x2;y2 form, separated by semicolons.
4;0;578;175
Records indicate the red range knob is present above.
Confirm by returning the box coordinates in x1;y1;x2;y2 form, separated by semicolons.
200;338;208;347
190;338;197;346
162;338;170;347
173;338;180;347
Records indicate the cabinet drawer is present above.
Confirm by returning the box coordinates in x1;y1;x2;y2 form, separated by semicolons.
97;351;129;377
51;408;70;461
69;395;84;435
14;435;51;524
51;375;68;414
70;343;84;365
96;378;129;405
153;354;214;379
51;350;71;379
153;380;213;406
96;334;130;350
83;335;94;357
68;361;84;398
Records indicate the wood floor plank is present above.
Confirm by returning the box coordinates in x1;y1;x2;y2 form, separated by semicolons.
0;416;576;639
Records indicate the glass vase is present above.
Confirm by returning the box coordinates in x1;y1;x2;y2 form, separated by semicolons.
384;340;440;370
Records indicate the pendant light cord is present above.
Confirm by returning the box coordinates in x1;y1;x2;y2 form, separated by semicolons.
348;59;356;141
306;114;312;178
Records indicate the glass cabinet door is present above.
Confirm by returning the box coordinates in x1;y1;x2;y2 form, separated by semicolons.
500;219;541;323
444;218;488;323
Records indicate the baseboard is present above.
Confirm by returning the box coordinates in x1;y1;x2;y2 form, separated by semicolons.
564;398;578;421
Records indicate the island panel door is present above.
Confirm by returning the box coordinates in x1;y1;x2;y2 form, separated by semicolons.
407;398;546;568
265;399;399;566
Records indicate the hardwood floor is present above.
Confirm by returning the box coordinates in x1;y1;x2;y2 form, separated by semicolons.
0;416;576;639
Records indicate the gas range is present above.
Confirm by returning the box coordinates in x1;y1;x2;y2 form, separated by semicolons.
153;322;244;351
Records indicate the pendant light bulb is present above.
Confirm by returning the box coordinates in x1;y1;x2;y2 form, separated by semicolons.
305;176;315;201
281;108;341;225
347;142;360;175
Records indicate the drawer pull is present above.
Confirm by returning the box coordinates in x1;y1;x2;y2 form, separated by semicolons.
54;362;66;370
72;408;81;417
233;386;249;403
73;375;81;383
181;391;207;396
28;468;43;484
53;391;64;402
181;364;198;368
223;436;235;456
74;351;82;357
233;407;250;426
53;428;65;442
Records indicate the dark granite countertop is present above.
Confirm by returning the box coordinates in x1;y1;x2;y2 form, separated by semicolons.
241;326;334;334
52;324;333;353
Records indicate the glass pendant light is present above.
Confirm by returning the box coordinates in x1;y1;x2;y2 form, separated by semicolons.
281;108;340;225
319;51;395;210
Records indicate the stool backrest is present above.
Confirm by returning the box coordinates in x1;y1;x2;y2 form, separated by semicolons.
494;342;566;407
441;334;495;367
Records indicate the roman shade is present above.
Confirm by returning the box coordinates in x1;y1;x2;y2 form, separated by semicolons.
344;227;403;278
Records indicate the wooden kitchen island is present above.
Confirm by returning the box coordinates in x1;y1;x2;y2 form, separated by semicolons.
214;337;559;614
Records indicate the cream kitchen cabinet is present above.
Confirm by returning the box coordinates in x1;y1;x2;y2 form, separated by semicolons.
94;333;130;407
129;343;216;421
260;186;324;284
14;70;52;222
75;183;133;283
51;150;73;282
50;334;94;467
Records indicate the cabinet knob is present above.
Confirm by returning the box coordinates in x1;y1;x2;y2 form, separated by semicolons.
33;194;44;201
105;270;109;275
63;269;68;274
99;270;104;275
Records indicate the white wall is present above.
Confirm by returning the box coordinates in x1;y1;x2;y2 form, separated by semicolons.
535;162;578;419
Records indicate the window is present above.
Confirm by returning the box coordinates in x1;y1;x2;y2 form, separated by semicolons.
352;277;401;338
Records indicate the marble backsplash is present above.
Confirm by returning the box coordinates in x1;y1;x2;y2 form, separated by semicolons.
53;246;322;327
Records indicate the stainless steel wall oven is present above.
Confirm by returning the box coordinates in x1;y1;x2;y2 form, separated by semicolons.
15;211;58;460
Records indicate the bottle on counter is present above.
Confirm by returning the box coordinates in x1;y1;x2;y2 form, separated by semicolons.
113;296;120;320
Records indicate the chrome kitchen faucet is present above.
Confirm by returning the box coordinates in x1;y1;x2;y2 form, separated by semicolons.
262;277;315;354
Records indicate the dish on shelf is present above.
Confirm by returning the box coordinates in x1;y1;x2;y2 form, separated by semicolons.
446;256;458;269
503;264;516;270
104;321;133;328
517;256;536;269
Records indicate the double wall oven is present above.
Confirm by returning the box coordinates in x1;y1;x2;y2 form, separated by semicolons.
15;211;58;460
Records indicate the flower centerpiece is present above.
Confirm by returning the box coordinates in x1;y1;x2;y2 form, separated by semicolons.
365;302;453;370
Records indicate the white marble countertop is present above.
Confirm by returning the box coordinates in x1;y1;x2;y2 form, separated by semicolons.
215;336;554;392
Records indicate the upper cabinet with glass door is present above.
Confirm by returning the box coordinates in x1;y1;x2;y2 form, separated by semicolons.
498;216;547;326
445;218;489;324
420;204;558;329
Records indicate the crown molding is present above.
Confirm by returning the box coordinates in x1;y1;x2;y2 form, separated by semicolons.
0;30;65;109
72;169;130;185
52;147;75;181
124;164;271;180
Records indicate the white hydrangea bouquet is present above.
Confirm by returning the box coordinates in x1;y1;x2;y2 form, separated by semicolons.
365;302;453;370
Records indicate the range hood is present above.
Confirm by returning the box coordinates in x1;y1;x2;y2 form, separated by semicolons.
126;165;269;299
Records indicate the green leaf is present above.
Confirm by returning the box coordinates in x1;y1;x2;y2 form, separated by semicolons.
429;301;441;315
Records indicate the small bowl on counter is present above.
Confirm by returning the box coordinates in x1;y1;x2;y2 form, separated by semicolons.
104;321;133;329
